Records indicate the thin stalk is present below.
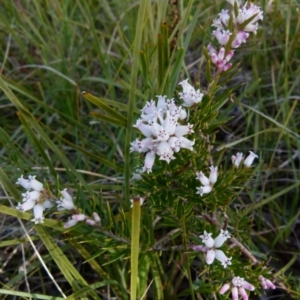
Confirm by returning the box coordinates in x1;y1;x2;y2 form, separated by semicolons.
131;197;142;300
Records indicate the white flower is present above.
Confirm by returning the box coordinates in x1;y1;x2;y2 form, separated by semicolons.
243;151;258;167
196;185;212;197
198;230;231;268
57;188;75;210
132;94;194;173
22;190;41;202
56;198;75;210
31;204;44;224
16;200;36;212
212;29;232;45
259;275;276;290
60;188;73;202
178;79;204;107
209;166;218;184
196;171;210;186
220;276;255;300
231;152;244;167
27;175;44;191
143;151;156;173
196;166;218;196
16;175;30;190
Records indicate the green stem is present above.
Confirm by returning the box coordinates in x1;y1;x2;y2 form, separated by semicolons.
131;197;141;300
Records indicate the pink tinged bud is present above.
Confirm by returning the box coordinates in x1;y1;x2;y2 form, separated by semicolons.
243;151;258;167
32;204;44;224
28;175;44;191
196;171;210;186
214;229;231;247
196;185;212;197
64;219;78;228
259;276;276;290
22;190;40;202
207;44;216;55
231;287;239;300
72;214;87;221
239;287;249;300
242;281;255;291
209;166;218;184
217;47;225;60
221;63;232;72
200;231;215;248
219;283;230;294
206;249;216;264
92;212;101;223
210;53;218;64
16;199;36;212
266;279;276;289
86;219;96;226
16;175;30;190
225;50;234;62
61;188;73;202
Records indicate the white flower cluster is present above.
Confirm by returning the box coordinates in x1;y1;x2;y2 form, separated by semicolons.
232;151;258;167
193;230;232;268
15;175;53;224
195;166;218;197
208;1;263;72
131;81;201;174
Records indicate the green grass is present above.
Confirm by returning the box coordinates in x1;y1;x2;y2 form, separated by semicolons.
0;0;300;299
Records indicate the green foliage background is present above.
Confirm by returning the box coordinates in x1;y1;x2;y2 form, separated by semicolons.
0;0;299;299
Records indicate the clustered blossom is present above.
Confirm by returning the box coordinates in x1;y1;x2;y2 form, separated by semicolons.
195;166;218;197
259;275;276;290
209;1;263;72
131;87;197;173
64;211;101;228
15;175;53;224
220;276;255;300
193;230;232;268
232;151;258;167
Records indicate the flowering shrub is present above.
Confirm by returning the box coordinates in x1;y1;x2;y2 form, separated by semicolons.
1;1;284;299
